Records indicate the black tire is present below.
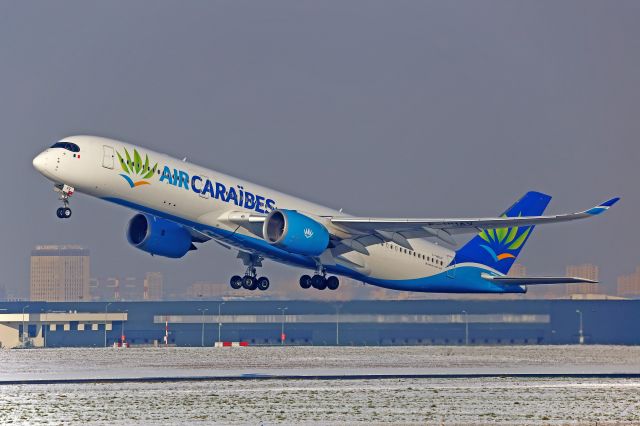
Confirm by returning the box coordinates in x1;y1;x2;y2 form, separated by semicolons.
242;275;257;290
257;277;270;291
311;274;327;290
63;208;72;218
299;275;312;289
230;275;243;289
56;208;64;218
326;276;339;290
248;278;258;291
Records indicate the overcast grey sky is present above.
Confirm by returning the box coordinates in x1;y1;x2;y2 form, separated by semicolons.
0;1;637;297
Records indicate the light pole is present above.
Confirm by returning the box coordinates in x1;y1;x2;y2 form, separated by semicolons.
576;309;584;344
277;307;288;346
104;302;112;348
198;308;208;347
335;306;340;346
217;302;225;344
21;305;30;344
462;310;469;345
41;309;49;348
121;310;128;346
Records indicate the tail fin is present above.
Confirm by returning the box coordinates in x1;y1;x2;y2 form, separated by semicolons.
453;191;552;274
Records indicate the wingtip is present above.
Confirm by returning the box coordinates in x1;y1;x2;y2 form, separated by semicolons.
584;197;620;215
600;197;620;207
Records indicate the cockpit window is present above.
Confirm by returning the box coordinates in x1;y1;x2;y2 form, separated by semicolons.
50;142;80;152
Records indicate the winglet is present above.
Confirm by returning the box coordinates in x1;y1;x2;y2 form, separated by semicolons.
584;197;621;216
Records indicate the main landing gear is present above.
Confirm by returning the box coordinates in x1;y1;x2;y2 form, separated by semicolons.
230;252;270;291
54;184;74;219
229;272;270;291
299;267;340;291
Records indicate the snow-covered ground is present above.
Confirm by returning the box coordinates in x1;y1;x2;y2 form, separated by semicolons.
0;345;639;381
0;346;639;424
0;378;639;425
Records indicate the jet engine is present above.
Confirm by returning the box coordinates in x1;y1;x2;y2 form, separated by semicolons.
263;209;330;256
127;214;194;258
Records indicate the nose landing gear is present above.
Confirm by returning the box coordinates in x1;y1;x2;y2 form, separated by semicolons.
56;207;72;219
54;184;74;219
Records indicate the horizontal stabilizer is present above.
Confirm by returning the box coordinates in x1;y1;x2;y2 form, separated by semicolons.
481;273;597;285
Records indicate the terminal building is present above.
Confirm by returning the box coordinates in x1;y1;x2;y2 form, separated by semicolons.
0;299;638;348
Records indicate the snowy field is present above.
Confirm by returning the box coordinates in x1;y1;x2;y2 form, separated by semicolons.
0;346;639;424
0;345;639;381
0;377;639;425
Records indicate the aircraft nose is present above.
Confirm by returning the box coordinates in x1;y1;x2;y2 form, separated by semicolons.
32;151;48;173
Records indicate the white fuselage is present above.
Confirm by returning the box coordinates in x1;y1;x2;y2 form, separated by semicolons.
33;135;458;289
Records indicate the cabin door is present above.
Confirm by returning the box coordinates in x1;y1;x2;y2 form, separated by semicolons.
102;145;115;169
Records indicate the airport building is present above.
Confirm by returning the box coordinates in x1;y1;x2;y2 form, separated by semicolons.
0;299;638;348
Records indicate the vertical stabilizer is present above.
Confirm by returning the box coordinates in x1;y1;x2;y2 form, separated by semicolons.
453;191;552;274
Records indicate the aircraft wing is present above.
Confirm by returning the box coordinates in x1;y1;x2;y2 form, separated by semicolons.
330;197;619;243
219;197;619;256
481;274;598;285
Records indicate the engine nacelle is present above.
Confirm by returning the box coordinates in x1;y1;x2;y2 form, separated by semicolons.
127;214;194;259
263;209;330;256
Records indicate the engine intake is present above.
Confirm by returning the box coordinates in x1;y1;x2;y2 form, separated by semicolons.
127;214;194;258
263;209;330;256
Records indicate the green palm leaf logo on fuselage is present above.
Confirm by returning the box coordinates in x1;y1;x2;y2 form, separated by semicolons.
116;148;158;188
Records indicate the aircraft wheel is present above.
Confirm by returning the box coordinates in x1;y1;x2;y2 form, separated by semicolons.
257;277;270;291
56;208;65;218
242;275;257;290
299;275;312;289
230;275;243;289
326;276;339;290
311;275;326;290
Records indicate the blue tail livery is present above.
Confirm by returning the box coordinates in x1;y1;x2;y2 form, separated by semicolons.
453;191;552;275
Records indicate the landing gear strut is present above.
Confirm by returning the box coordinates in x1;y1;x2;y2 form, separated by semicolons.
229;252;270;291
54;184;74;219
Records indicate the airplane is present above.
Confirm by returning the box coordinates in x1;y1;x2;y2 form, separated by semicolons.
32;135;619;294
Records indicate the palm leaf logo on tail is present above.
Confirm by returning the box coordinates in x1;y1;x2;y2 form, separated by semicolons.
477;214;532;262
116;147;158;188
